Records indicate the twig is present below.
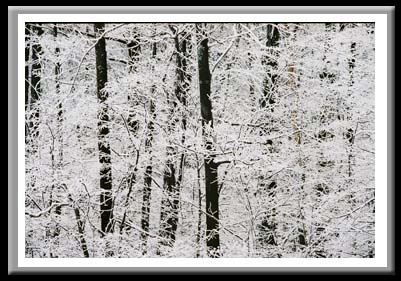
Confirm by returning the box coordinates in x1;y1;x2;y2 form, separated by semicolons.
68;24;125;95
330;198;375;219
25;202;69;218
211;25;237;74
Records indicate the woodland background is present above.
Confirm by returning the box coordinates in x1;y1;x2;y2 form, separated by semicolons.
24;23;375;258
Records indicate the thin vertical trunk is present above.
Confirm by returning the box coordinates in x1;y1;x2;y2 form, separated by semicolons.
120;31;142;235
127;31;141;134
196;23;220;257
176;31;190;195
94;23;114;235
309;24;336;257
55;25;63;169
74;206;90;258
158;28;190;250
28;24;44;151
260;24;280;109
157;63;178;249
340;24;358;208
25;24;30;141
195;156;203;257
288;24;307;249
158;159;178;248
256;24;281;249
68;194;90;258
53;24;62;238
141;41;157;255
346;40;357;178
123;32;141;226
47;26;62;258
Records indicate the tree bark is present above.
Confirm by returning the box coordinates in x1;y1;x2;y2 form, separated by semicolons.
347;40;356;178
120;31;142;236
73;206;90;258
158;28;190;250
256;24;281;249
25;24;30;141
94;23;114;235
289;24;307;248
127;31;141;134
260;24;280;109
196;24;220;257
175;31;190;197
141;41;157;254
28;24;44;151
53;24;63;239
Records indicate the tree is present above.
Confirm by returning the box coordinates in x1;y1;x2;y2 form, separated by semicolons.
119;30;142;236
140;41;157;254
50;24;63;241
25;24;30;141
158;26;190;250
27;24;44;152
256;23;281;250
24;23;375;258
94;23;114;234
196;23;220;257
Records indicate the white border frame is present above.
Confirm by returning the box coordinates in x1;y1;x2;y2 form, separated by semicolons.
18;13;387;268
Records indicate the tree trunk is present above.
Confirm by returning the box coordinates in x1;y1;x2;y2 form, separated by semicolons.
94;23;114;235
256;24;281;250
53;24;63;239
25;24;30;142
120;31;142;236
73;205;90;258
176;31;190;199
347;40;356;178
123;33;141;219
158;159;178;248
28;24;44;151
127;31;141;134
289;24;307;249
68;194;90;258
141;41;157;254
260;24;280;109
196;24;220;257
158;28;190;250
195;155;203;257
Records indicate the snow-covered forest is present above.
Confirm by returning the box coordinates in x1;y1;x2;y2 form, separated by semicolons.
24;23;375;258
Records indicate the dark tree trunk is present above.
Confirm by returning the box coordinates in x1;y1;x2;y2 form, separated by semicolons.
122;34;141;230
25;24;30;141
55;25;63;168
339;24;357;207
120;31;142;236
158;28;190;250
28;24;44;150
160;26;191;249
196;24;220;257
68;194;89;258
260;24;280;109
94;23;114;234
347;40;356;178
158;160;178;248
127;31;141;134
195;156;203;257
175;31;190;191
53;24;62;238
256;24;281;249
74;206;90;258
141;42;157;254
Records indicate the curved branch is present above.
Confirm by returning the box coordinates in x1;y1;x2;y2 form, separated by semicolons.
68;23;126;95
25;202;69;218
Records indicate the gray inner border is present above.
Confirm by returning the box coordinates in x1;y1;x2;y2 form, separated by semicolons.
8;6;395;274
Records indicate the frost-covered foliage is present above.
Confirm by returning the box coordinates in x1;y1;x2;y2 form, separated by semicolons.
25;23;375;258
